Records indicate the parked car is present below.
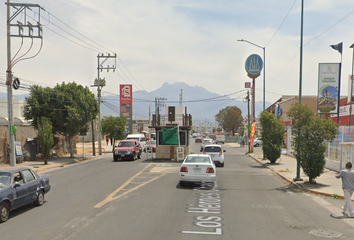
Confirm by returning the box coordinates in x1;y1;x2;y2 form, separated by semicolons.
202;144;226;167
144;140;156;153
200;138;214;151
113;139;141;161
179;154;216;187
195;137;203;143
254;138;263;147
0;167;51;223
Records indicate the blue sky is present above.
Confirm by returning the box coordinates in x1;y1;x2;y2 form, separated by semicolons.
1;0;354;110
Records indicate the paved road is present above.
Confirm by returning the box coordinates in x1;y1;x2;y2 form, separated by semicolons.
1;140;354;239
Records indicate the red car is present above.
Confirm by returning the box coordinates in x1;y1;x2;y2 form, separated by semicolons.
113;140;141;161
195;137;202;143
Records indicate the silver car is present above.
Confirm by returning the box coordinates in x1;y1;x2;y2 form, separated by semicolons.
202;144;226;167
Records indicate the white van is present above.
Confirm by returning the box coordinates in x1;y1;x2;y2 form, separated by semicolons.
126;134;147;151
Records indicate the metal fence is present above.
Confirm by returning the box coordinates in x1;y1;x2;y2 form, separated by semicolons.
286;126;354;163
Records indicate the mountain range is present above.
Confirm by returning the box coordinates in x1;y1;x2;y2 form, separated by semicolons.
0;82;270;124
100;82;270;123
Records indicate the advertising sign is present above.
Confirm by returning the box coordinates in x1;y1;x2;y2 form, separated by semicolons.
245;54;263;76
120;84;132;117
15;141;22;156
317;63;340;114
250;122;257;145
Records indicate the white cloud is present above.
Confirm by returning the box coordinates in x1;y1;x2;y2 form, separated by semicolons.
1;0;354;114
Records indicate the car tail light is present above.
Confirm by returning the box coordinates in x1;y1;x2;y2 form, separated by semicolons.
206;167;215;173
180;167;188;172
203;151;206;154
219;151;223;156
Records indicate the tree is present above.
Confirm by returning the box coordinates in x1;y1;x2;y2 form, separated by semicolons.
215;106;243;136
36;117;54;164
101;116;127;147
24;82;99;158
288;102;338;183
259;111;284;163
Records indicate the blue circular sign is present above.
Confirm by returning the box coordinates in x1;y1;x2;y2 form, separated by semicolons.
245;54;263;75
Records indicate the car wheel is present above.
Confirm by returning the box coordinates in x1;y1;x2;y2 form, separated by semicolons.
179;181;185;187
254;143;259;147
113;155;118;161
34;190;45;206
220;162;224;167
0;202;9;223
138;152;141;159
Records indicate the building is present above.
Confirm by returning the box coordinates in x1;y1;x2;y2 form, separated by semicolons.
266;95;318;126
149;106;192;160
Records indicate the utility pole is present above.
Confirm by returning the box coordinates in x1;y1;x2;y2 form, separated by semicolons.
155;97;167;125
6;1;43;166
247;91;251;153
93;53;116;155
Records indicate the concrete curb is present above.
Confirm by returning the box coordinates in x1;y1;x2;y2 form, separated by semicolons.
32;155;97;173
247;153;344;200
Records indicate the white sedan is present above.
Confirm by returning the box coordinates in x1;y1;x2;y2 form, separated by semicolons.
179;154;216;187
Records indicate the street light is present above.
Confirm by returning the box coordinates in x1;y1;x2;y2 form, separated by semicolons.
349;43;354;126
237;39;266;111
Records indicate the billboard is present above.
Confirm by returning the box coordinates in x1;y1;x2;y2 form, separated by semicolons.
317;63;340;114
120;84;132;117
120;84;133;133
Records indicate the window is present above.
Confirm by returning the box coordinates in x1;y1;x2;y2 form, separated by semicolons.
204;146;222;152
119;142;134;147
185;156;210;163
0;172;11;187
14;172;25;184
22;169;36;182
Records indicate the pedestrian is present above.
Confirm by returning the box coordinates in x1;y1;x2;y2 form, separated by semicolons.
106;137;109;146
336;162;354;217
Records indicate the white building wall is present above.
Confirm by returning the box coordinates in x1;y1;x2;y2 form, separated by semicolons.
0;99;25;118
164;106;185;125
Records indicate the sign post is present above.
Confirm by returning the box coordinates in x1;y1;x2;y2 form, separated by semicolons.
245;54;263;122
244;54;263;153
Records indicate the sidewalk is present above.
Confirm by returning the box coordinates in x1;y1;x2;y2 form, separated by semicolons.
1;140;111;173
227;142;345;200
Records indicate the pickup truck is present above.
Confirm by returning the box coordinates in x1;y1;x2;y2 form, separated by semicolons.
113;140;141;161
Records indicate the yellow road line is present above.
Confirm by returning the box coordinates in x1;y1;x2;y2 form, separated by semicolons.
94;163;165;208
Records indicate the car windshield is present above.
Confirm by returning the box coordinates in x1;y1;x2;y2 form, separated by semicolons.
127;137;139;141
204;146;222;152
185;156;211;164
0;172;11;188
118;142;134;147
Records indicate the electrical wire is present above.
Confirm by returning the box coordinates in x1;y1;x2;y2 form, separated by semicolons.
265;0;297;47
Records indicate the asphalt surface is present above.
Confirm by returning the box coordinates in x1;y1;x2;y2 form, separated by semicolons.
1;140;354;239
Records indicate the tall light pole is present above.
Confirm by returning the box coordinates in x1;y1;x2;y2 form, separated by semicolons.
349;43;354;126
238;39;266;111
294;0;304;182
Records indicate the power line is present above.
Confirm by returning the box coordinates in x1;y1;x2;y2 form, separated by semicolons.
265;0;297;47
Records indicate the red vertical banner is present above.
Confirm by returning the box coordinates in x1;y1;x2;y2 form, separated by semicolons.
120;84;132;117
250;122;257;145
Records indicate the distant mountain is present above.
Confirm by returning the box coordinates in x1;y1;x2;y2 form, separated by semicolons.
101;82;271;123
2;82;271;123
